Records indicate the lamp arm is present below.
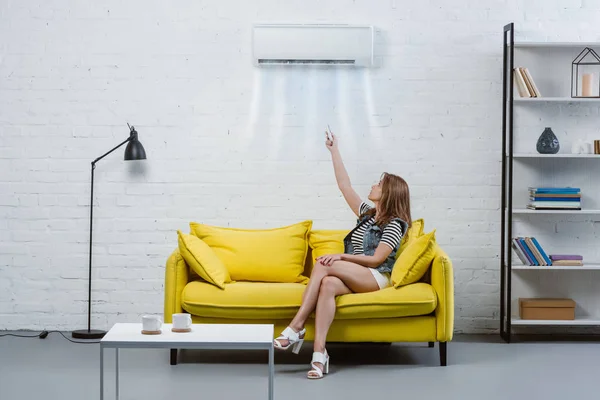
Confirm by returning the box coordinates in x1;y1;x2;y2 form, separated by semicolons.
92;136;132;166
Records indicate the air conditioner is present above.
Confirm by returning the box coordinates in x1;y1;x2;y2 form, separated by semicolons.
252;24;374;67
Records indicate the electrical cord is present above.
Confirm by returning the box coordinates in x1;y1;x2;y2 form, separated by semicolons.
0;330;100;344
0;333;41;338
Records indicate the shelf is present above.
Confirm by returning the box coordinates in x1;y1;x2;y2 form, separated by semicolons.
512;153;600;159
512;264;600;270
514;42;600;48
514;97;600;103
513;209;600;215
512;317;600;326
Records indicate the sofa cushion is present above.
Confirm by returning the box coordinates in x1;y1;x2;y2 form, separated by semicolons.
308;229;348;272
189;221;312;284
177;231;231;289
334;282;437;319
182;281;306;319
181;280;437;320
392;230;437;288
397;218;424;257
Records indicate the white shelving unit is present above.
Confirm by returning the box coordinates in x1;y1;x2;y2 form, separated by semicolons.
513;153;600;158
512;317;600;326
512;208;600;215
514;97;600;103
514;41;600;48
512;264;600;270
501;24;600;340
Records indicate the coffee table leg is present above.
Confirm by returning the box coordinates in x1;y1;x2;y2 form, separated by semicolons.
268;345;274;400
100;346;104;400
116;348;119;400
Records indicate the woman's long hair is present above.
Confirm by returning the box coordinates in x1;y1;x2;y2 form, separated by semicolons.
363;173;412;227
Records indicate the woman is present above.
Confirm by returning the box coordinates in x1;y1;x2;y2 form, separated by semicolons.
273;129;412;379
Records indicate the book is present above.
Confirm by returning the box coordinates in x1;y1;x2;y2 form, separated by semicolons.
512;239;530;265
529;197;581;202
528;187;581;193
514;68;531;97
532;193;581;198
552;260;584;266
525;237;546;265
531;238;552;266
518;237;538;266
523;67;541;97
528;201;581;207
519;67;537;97
550;254;583;261
527;205;582;210
514;238;534;265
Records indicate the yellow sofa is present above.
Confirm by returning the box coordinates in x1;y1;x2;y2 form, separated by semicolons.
164;232;454;366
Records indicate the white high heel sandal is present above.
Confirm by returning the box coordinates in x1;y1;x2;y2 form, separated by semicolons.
273;327;306;354
307;350;329;379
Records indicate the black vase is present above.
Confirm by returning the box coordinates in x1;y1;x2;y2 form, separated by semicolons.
536;127;560;154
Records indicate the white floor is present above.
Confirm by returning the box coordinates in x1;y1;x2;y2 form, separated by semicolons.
0;333;598;400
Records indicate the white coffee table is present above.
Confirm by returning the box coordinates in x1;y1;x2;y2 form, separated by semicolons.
100;323;275;400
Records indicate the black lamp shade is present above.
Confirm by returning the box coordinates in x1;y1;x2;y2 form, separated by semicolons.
124;136;146;160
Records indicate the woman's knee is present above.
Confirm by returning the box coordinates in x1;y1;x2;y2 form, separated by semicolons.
319;276;341;296
311;260;328;276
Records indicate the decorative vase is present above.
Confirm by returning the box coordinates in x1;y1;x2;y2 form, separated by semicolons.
536;127;560;154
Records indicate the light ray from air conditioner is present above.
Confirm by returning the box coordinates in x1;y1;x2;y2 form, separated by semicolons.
242;68;264;149
363;68;383;151
267;66;286;160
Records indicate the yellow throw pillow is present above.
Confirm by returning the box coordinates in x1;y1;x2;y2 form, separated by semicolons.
308;230;349;260
397;218;424;257
392;229;437;288
177;230;231;290
307;229;349;273
189;221;312;284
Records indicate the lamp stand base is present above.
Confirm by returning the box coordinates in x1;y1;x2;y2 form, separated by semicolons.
72;329;106;340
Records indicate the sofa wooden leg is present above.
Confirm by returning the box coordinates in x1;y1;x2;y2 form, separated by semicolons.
170;349;178;365
428;342;434;348
439;342;447;366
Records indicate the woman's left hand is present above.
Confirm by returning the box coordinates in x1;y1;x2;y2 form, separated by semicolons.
317;254;343;266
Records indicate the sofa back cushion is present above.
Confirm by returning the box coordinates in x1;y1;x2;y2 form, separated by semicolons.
306;229;349;275
189;220;312;284
397;218;424;257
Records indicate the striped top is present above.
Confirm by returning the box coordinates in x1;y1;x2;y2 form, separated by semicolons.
351;202;404;255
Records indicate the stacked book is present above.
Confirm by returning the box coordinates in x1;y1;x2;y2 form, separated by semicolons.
511;237;552;266
513;66;541;98
549;254;584;266
528;187;581;210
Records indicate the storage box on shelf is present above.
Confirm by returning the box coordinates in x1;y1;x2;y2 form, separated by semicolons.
519;298;576;321
501;23;600;341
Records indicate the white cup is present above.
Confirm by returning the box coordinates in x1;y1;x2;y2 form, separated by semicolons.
142;315;162;332
172;313;192;330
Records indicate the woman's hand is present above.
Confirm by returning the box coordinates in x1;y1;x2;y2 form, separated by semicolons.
325;129;338;153
317;254;343;266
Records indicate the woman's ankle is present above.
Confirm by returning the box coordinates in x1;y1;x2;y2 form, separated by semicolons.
289;322;304;332
313;343;326;353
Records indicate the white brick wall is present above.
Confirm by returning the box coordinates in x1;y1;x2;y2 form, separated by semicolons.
1;0;600;333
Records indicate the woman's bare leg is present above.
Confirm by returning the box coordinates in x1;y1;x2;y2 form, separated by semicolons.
313;276;351;353
310;262;379;374
280;260;380;347
276;261;329;346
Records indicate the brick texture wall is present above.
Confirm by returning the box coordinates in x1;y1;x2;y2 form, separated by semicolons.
1;0;599;332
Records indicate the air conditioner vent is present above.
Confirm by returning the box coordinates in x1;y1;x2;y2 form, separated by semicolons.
257;59;356;65
253;24;374;67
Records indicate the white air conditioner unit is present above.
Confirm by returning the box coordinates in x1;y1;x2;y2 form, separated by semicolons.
252;24;374;67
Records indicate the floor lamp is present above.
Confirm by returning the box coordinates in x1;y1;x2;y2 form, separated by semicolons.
72;124;147;339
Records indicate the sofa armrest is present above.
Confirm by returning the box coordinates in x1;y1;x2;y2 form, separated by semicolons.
430;247;454;342
164;249;189;323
